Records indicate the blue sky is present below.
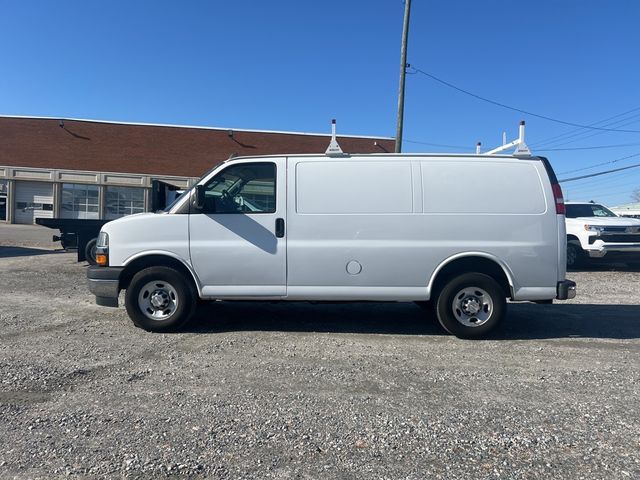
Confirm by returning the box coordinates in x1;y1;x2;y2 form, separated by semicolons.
1;1;640;205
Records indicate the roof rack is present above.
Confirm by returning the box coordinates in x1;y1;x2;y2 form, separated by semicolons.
477;121;531;156
325;119;347;157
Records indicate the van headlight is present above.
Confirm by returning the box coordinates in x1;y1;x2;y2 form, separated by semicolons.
97;231;109;248
96;232;109;266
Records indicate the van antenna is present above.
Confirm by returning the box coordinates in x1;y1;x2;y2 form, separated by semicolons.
325;119;345;157
485;121;531;156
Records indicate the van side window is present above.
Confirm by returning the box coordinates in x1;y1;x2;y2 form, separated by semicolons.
201;162;276;214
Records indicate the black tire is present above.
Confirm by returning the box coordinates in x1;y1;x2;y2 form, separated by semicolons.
566;242;584;269
84;238;98;265
125;266;196;332
435;273;506;339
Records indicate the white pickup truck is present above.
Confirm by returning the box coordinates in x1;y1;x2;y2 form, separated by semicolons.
565;202;640;267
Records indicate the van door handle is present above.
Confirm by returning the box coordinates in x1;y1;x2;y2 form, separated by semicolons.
275;218;285;238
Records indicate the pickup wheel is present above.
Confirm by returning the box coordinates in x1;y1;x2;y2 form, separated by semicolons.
125;266;196;332
435;273;506;339
566;242;584;268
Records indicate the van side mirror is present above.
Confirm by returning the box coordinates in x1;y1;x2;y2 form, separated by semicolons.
195;185;205;210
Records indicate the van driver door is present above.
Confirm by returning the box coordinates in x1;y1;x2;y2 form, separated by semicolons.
189;158;287;298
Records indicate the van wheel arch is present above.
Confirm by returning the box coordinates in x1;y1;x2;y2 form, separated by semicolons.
120;255;199;296
430;256;512;300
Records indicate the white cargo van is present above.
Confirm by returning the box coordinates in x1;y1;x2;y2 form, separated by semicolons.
87;153;576;338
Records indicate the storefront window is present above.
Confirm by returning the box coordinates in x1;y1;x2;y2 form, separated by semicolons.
105;186;145;219
61;183;100;219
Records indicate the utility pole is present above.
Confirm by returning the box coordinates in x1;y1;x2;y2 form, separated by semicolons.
395;0;411;153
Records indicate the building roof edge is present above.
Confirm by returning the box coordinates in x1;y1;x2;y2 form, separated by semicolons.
0;114;395;141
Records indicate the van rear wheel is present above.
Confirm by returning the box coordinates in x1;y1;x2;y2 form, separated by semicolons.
125;266;196;332
435;273;505;339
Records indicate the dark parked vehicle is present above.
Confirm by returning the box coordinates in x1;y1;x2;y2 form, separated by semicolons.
36;217;108;263
36;180;183;264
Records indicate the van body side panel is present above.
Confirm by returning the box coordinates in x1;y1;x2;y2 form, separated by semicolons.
421;160;559;300
287;158;425;296
286;156;559;301
296;161;413;214
106;213;191;270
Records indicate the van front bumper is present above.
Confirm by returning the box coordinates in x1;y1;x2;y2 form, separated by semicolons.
87;266;124;307
556;280;577;300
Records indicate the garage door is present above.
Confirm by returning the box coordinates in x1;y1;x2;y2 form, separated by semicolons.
14;181;54;224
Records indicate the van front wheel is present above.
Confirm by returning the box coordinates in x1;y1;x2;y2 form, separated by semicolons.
125;266;196;332
84;238;98;265
435;273;506;339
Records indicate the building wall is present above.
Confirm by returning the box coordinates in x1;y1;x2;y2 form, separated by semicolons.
0;116;395;224
0;165;194;224
0;116;394;178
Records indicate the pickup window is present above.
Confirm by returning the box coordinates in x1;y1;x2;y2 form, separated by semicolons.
566;204;617;218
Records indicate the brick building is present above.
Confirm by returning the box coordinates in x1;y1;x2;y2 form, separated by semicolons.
0;116;394;223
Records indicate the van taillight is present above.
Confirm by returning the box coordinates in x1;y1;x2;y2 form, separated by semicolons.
552;183;565;215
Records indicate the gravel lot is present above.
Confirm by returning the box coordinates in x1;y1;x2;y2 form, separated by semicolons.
0;225;639;479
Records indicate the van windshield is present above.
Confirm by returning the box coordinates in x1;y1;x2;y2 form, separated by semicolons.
565;204;617;218
162;190;186;212
163;162;226;213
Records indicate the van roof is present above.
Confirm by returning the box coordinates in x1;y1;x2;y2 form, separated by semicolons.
223;152;538;161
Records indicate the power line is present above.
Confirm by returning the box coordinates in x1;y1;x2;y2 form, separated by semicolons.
530;107;640;148
403;138;640;153
561;168;635;190
533;114;640;149
403;139;472;150
560;161;640;183
557;152;640;175
537;142;640;152
410;67;640;133
566;177;640;195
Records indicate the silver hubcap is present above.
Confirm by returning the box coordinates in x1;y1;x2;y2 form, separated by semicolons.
138;280;179;321
452;287;493;327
